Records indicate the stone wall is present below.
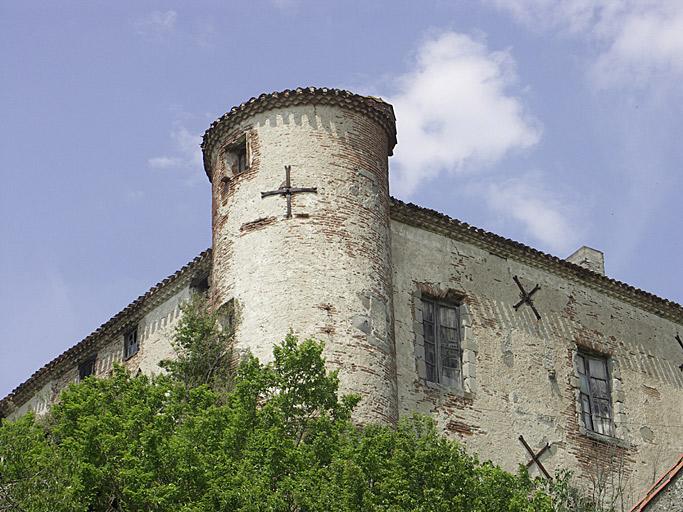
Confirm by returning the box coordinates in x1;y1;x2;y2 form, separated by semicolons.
391;218;683;505
206;102;398;424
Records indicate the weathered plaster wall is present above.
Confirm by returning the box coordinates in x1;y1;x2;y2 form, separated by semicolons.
207;103;398;424
391;219;683;505
5;286;191;421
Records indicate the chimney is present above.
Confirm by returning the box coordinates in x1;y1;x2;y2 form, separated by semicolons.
566;246;605;275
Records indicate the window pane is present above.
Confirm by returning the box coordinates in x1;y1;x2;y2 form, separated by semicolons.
581;394;592;415
426;362;437;382
439;306;458;332
423;300;434;323
593;416;611;436
579;374;590;394
576;354;586;375
583;412;593;431
424;321;435;342
588;357;607;379
424;340;436;365
590;378;609;398
424;340;437;383
593;398;612;419
440;365;460;388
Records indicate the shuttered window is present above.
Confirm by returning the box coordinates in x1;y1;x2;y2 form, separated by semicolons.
577;353;613;436
422;298;461;387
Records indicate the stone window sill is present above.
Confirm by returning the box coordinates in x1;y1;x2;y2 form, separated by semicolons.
580;427;631;449
422;379;474;400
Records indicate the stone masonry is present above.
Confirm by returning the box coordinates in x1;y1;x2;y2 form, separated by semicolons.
2;87;682;508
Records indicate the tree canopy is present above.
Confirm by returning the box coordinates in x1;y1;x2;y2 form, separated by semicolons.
0;299;597;511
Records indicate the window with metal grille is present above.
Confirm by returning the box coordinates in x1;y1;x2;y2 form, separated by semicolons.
78;357;96;381
124;326;139;359
421;298;461;387
577;352;613;436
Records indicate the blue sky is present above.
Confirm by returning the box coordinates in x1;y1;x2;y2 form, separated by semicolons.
1;1;682;397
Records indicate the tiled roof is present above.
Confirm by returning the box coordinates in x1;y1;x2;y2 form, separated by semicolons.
0;250;211;417
390;198;683;323
630;454;683;511
201;87;397;181
3;198;682;417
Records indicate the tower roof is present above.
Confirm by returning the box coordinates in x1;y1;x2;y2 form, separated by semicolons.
201;87;397;181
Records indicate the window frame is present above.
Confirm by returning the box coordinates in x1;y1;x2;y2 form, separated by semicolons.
421;297;462;388
223;135;249;177
124;326;139;360
577;351;614;437
78;356;97;381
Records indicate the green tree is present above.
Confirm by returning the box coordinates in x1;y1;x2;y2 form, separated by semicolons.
0;300;599;511
159;294;233;394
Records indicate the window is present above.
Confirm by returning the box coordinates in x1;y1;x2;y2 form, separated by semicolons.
422;298;461;387
124;326;139;359
577;352;613;436
78;356;96;381
224;136;249;176
190;274;210;295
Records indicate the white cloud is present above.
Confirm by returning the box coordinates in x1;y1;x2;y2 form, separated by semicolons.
479;175;581;254
486;0;683;89
386;31;541;196
134;10;177;40
148;122;202;172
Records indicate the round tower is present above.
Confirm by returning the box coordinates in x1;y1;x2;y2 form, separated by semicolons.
201;87;398;424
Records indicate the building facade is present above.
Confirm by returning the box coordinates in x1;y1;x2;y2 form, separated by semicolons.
2;88;682;506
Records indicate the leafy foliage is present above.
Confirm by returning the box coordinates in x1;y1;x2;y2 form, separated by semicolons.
0;301;603;511
159;294;233;394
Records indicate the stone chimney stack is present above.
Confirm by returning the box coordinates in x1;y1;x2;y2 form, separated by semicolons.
566;246;605;275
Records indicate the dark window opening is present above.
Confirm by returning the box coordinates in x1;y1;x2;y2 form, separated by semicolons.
577;352;613;436
421;298;461;387
124;327;139;359
224;136;249;177
78;357;97;381
190;275;210;295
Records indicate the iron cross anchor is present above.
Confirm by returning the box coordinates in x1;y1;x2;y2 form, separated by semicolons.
261;165;317;218
513;275;542;320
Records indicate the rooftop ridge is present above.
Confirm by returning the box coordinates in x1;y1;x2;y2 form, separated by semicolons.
201;87;397;181
4;201;682;417
0;249;212;417
390;198;683;323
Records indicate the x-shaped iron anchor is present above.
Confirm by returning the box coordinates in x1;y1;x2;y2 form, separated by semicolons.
519;435;552;480
513;276;541;320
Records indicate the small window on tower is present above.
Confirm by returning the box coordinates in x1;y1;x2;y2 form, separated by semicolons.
78;356;97;381
223;136;249;177
124;326;139;360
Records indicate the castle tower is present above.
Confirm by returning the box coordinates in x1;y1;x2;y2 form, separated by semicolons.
201;88;399;424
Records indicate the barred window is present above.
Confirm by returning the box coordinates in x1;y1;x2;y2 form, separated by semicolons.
124;326;139;360
577;352;613;436
422;298;461;387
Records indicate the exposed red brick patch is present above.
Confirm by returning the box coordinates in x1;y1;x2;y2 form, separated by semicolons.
240;216;276;234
